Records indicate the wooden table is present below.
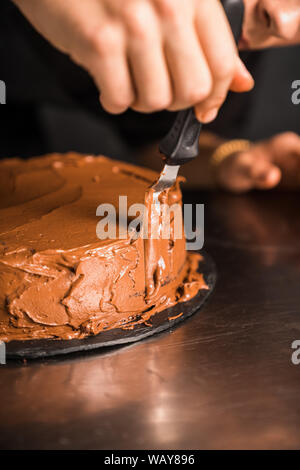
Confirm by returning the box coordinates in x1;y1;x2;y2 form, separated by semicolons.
1;190;300;450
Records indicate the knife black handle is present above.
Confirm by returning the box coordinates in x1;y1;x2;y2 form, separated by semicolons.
159;0;245;166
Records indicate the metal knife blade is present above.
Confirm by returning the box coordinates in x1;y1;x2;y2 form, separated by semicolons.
151;164;180;197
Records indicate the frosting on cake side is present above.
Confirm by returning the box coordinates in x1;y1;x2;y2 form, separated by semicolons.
0;153;207;342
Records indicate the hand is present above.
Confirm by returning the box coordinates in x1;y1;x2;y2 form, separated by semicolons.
216;132;300;193
13;0;254;119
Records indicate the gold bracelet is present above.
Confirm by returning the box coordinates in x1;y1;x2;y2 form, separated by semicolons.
211;139;251;166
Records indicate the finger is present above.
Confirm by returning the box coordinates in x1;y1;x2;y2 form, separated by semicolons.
249;159;282;189
217;153;256;193
254;166;282;189
163;16;212;111
269;132;300;164
230;58;255;93
194;74;230;123
123;2;172;112
195;0;254;122
87;24;135;114
195;58;254;122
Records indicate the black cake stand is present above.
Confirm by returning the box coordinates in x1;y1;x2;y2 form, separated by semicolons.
6;252;216;359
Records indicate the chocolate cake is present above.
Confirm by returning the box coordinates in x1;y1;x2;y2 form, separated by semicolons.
0;153;207;342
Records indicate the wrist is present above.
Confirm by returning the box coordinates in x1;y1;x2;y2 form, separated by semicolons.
211;139;252;167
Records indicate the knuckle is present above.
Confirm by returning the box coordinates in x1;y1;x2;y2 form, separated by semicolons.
271;131;297;147
139;94;172;112
205;93;226;109
90;24;120;56
181;83;212;106
101;96;131;114
123;2;151;39
114;96;133;112
214;60;235;81
281;131;297;141
154;0;177;19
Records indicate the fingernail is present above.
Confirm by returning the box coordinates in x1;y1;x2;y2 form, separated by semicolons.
199;108;218;124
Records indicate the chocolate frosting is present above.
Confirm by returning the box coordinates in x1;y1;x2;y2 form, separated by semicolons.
0;153;207;342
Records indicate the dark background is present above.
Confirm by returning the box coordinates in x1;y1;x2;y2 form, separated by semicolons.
1;0;300;162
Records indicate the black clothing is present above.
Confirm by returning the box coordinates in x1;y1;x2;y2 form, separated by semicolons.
1;0;300;159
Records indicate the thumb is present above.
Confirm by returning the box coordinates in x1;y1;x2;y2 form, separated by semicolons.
230;58;255;93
